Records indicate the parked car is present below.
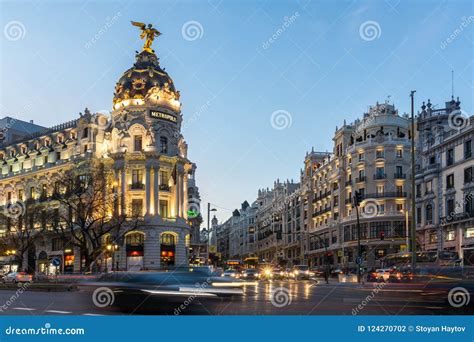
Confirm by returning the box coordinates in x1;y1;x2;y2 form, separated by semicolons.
2;272;32;283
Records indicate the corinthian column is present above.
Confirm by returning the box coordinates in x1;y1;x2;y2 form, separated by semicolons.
153;165;159;216
145;166;151;215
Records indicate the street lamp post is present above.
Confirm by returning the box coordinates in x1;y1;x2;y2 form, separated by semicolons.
410;90;417;272
207;202;217;264
353;191;363;284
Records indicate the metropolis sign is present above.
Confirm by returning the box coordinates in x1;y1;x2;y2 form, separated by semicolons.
149;110;177;123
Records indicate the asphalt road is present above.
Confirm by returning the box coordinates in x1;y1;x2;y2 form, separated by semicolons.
0;280;469;316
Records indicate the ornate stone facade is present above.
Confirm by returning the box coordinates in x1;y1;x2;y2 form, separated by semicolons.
0;44;198;274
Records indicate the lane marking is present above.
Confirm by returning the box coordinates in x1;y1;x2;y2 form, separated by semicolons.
44;310;71;314
82;313;104;316
12;307;36;311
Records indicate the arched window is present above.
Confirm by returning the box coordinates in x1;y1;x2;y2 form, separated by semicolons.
160;137;168;154
426;204;433;224
126;232;144;246
161;233;176;246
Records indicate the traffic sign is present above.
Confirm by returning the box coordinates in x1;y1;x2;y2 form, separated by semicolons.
51;257;61;267
355;256;363;265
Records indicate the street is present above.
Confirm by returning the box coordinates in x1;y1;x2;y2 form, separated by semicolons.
0;280;466;316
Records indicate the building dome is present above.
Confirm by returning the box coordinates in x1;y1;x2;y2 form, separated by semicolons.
112;50;181;112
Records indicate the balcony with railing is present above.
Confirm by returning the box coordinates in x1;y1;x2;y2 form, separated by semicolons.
356;176;366;183
130;183;145;190
373;173;387;180
159;184;170;192
394;173;406;179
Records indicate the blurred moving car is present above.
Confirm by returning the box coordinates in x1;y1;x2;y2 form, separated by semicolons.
222;269;240;278
241;269;259;280
80;267;244;313
290;265;314;279
375;268;392;282
2;272;32;283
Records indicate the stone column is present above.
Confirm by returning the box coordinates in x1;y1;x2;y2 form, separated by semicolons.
183;172;188;217
178;174;184;217
121;168;126;215
175;167;180;218
153;166;159;216
145;166;151;215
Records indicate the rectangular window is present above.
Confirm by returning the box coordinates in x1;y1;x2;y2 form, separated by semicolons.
131;199;143;217
465;140;472;159
132;169;143;186
416;207;422;224
134;135;142;152
396;149;403;158
52;238;63;251
447;148;454;166
426;180;433;194
429;233;438;243
446;174;454;189
376;150;384;159
159;200;169;218
396;185;403;196
446;230;455;241
416;184;422;198
375;167;385;178
464;167;473;184
358;153;365;161
466;228;474;238
447;198;455;217
396;203;403;212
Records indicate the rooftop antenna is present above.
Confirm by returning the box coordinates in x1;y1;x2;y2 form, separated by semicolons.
451;70;454;100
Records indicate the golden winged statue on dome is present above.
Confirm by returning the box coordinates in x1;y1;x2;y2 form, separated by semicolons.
131;21;161;52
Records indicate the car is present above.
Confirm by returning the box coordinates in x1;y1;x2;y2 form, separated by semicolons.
222;269;240;278
290;265;314;279
330;269;344;278
258;266;275;280
80;266;244;314
375;268;392;282
2;272;32;283
241;269;259;280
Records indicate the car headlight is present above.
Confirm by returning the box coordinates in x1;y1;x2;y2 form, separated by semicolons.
294;270;299;275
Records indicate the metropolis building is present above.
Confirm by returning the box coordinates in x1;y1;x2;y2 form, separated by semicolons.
0;27;199;273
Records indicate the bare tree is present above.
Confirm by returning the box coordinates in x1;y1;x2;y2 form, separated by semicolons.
49;161;139;272
0;198;45;273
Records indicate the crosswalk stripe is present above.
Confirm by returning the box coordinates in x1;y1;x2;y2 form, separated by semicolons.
82;313;104;316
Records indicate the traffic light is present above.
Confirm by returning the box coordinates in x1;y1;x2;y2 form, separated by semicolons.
353;191;363;207
380;231;385;240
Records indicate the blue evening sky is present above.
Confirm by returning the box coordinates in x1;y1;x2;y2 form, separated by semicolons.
1;0;472;225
